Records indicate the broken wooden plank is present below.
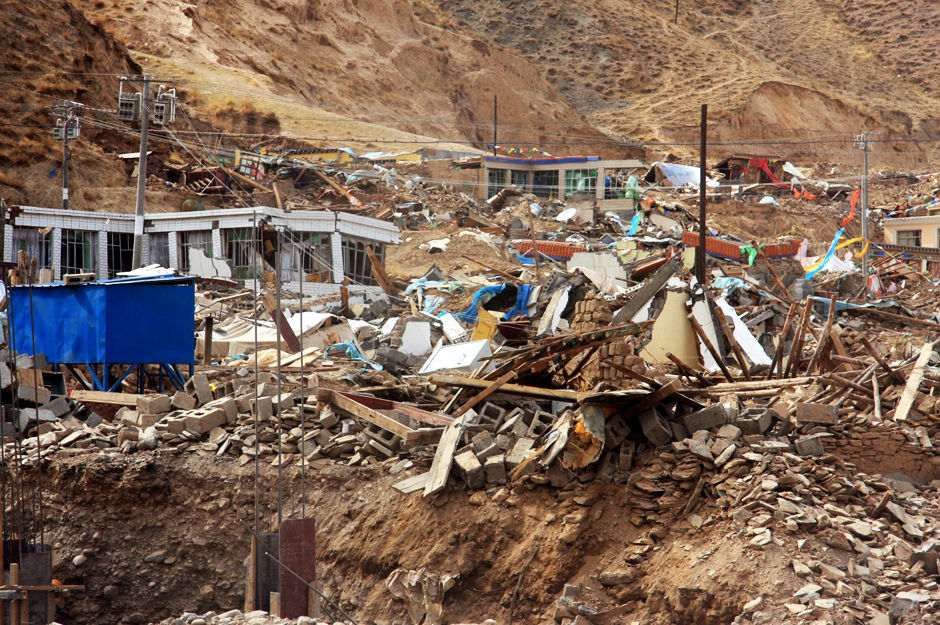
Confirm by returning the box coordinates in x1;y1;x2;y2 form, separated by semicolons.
895;341;937;421
393;471;431;494
317;389;448;446
451;370;517;419
611;257;680;324
713;307;751;380
805;296;837;374
70;390;142;406
681;376;815;395
423;414;472;497
429;374;582;402
860;337;906;385
783;298;813;378
366;246;399;296
769;301;797;379
688;314;735;383
262;293;301;354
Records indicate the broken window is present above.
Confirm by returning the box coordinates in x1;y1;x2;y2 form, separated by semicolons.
290;232;332;283
178;230;213;273
149;233;170;268
896;229;922;247
532;170;559;198
341;237;382;286
565;169;597;199
60;229;98;275
12;227;52;270
487;169;506;198
224;227;260;280
106;232;135;278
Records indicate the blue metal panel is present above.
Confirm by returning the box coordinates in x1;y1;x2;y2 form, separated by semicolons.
104;283;194;364
10;277;195;366
10;286;106;363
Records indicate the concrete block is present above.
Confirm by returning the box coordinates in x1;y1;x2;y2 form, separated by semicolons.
18;408;56;430
453;450;485;489
795;434;825;457
471;431;500;460
796;402;839;425
638;408;673;447
736;408;773;435
682;404;728;433
252;396;273;419
0;362;11;389
205;397;237;423
185;373;212;405
137;394;172;415
506;437;535;468
17;384;51;406
528;410;555;438
164;417;186;434
117;407;140;426
234;395;252;414
272;392;295;413
41;396;72;418
171;391;197;411
182;408;227;436
84;412;103;428
479;402;507;427
484;454;507;484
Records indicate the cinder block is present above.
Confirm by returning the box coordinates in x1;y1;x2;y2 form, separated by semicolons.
638;408;673;447
506;437;535;469
17;384;51;406
682;404;728;433
736;408;774;435
795;434;825;457
41;396;72;418
454;450;485;489
181;407;227;436
137;394;172;415
528;410;555;438
484;454;507;484
204;397;237;423
272;392;295;413
479;402;507;427
171;391;196;411
472;431;499;460
252;396;273;419
185;373;212;405
796;403;839;425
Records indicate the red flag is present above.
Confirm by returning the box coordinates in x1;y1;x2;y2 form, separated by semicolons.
843;189;861;228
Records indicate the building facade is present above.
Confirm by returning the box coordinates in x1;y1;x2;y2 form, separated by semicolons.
6;206;400;294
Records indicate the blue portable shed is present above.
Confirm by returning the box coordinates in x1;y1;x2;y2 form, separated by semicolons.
9;275;196;392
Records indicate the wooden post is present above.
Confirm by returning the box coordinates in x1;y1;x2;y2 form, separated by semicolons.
713;308;751;380
269;592;280;618
244;535;257;612
10;564;19;625
688;314;735;383
695;104;707;288
307;586;320;618
805;297;837;374
784;298;813;378
203;316;214;366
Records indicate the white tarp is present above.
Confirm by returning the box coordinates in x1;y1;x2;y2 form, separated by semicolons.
649;162;719;188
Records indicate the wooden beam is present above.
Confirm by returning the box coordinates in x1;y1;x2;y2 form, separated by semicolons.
423;414;472;497
860;337;906;385
70;390;142;406
314;170;363;208
262;293;301;354
317;389;443;447
806;296;836;374
366;246;398;296
224;167;268;192
611;257;680;324
681;376;815;395
688;314;735;383
429;374;582;402
895;341;936;421
769;302;797;379
846;305;940;330
713;308;751;380
459;255;521;283
451;370;517;419
783;298;813;378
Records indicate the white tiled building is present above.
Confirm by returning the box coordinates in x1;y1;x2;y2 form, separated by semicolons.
6;206;400;294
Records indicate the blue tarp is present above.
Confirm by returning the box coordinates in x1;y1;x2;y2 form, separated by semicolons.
9;276;195;366
503;284;535;320
454;284;506;324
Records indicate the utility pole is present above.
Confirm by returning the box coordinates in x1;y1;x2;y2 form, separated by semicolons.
50;103;80;211
695;104;707;287
118;73;175;268
131;75;151;269
492;95;498;156
675;0;679;24
855;131;871;289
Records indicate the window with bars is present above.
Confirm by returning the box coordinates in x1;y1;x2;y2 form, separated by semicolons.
149;233;170;268
487;169;505;198
60;229;97;275
12;228;52;270
510;170;528;190
106;232;135;278
224;227;260;280
178;230;213;273
341;237;382;286
297;233;332;283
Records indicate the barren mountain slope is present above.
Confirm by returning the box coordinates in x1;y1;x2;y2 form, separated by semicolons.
430;0;939;167
70;0;610;155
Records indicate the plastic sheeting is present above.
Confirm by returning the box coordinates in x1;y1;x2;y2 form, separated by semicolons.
648;162;719;188
454;284;506;324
